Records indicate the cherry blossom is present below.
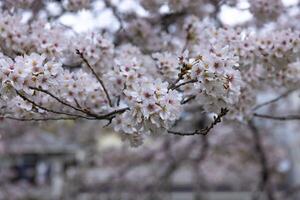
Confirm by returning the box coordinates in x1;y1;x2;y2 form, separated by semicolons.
0;0;300;148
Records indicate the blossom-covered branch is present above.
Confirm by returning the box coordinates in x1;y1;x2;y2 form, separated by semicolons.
168;108;229;136
76;49;113;107
0;0;300;147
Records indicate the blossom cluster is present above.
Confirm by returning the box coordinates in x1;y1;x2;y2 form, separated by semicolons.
114;79;182;134
0;53;109;119
1;0;300;146
0;12;67;57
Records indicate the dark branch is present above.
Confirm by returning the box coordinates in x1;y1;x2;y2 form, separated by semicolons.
181;95;196;104
252;89;296;111
30;87;101;118
15;89;128;122
3;116;79;121
170;79;197;91
253;113;300;121
94;107;129;120
16;90;92;119
76;49;113;107
168;108;229;136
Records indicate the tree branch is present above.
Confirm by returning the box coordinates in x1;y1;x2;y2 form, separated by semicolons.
3;116;79;121
168;108;229;136
30;86;101;118
253;113;300;121
16;90;92;119
94;107;129;120
169;79;197;90
181;95;196;104
252;89;296;111
248;120;275;200
76;49;113;107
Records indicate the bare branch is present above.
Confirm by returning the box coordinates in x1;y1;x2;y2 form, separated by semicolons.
13;89;128;121
168;77;181;90
253;113;300;121
252;89;296;111
30;87;101;118
170;79;197;90
76;49;113;107
16;90;92;119
168;108;229;136
3;116;79;121
181;95;196;104
95;107;129;120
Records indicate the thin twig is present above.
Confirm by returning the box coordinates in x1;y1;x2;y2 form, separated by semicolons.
3;116;79;121
170;79;197;90
76;49;113;107
168;108;229;136
31;87;100;118
253;113;300;121
168;77;181;90
15;89;128;121
181;95;196;104
16;90;92;119
252;89;296;111
95;107;129;120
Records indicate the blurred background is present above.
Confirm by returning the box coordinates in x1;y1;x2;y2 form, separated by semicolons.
0;109;299;200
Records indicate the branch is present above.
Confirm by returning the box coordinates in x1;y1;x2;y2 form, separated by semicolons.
16;90;127;121
180;95;196;104
76;49;113;107
169;79;197;90
3;116;79;121
168;108;229;136
253;113;300;121
6;89;128;122
168;59;200;91
30;87;101;118
168;77;181;90
16;90;92;119
94;107;129;120
248;120;275;200
252;89;296;111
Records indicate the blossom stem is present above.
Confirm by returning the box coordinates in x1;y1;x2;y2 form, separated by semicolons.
16;90;93;119
181;95;196;104
170;79;197;90
30;87;101;118
76;49;113;107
